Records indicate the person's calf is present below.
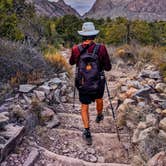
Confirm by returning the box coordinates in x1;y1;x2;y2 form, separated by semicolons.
95;98;104;123
81;104;89;129
96;98;103;115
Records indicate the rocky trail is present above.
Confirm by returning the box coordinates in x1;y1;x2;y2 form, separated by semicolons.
0;49;166;166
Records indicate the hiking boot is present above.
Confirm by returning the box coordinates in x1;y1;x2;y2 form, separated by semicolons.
95;113;104;123
82;129;92;145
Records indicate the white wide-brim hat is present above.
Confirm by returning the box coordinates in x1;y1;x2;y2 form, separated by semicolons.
78;22;100;36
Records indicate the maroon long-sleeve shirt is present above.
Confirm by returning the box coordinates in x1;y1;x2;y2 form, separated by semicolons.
69;42;112;71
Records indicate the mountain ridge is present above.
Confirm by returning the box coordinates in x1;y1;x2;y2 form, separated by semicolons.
85;0;166;21
26;0;80;17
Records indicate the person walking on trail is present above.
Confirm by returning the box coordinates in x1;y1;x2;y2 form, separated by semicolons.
69;22;112;145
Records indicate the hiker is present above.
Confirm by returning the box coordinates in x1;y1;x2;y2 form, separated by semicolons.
69;22;112;145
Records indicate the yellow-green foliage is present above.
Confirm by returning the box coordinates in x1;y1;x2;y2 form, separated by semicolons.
131;20;153;44
44;46;72;75
0;0;34;41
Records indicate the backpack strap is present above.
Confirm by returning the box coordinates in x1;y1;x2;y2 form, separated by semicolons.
78;42;95;55
92;44;100;56
78;45;84;53
76;44;92;67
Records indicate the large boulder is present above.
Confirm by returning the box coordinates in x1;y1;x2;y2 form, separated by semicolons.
136;127;161;161
22;148;39;166
0;112;9;130
10;104;25;119
162;109;166;117
139;70;161;80
37;85;50;95
58;72;70;81
126;80;143;89
0;124;24;162
146;114;157;127
34;90;45;102
155;83;166;93
158;130;166;143
133;127;157;144
119;87;138;100
133;87;152;98
47;78;62;85
150;94;165;102
159;118;166;132
138;127;157;142
147;79;157;88
19;84;36;93
46;114;60;128
147;151;166;166
132;155;146;166
40;107;55;123
117;103;141;128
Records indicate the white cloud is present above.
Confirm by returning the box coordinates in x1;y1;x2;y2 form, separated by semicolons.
49;0;96;15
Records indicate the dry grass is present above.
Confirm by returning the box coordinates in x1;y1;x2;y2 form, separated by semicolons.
44;46;72;76
9;71;44;87
137;46;166;81
110;44;166;81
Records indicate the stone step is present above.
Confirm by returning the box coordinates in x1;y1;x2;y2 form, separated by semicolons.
57;113;126;134
0;124;25;162
34;128;132;164
36;146;131;166
0;112;9;130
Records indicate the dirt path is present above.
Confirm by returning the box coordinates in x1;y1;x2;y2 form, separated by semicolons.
4;48;165;166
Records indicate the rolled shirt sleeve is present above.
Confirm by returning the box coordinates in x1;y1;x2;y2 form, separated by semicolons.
69;46;77;65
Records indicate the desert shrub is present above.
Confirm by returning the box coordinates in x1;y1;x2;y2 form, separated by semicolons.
0;39;48;84
137;46;158;63
110;44;166;81
136;46;166;81
112;44;138;66
44;46;72;75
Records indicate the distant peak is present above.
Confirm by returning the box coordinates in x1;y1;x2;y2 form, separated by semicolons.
26;0;80;18
57;0;66;5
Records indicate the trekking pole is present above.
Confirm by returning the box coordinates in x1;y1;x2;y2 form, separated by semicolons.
73;67;77;109
105;76;121;142
73;83;76;109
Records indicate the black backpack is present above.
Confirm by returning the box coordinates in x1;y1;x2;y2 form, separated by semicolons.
76;43;101;94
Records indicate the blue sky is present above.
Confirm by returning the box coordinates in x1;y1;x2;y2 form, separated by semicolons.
49;0;96;15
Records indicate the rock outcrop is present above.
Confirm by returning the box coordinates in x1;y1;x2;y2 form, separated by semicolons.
0;70;72;162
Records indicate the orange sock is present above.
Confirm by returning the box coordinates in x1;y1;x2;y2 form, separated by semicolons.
81;104;89;129
96;98;103;115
